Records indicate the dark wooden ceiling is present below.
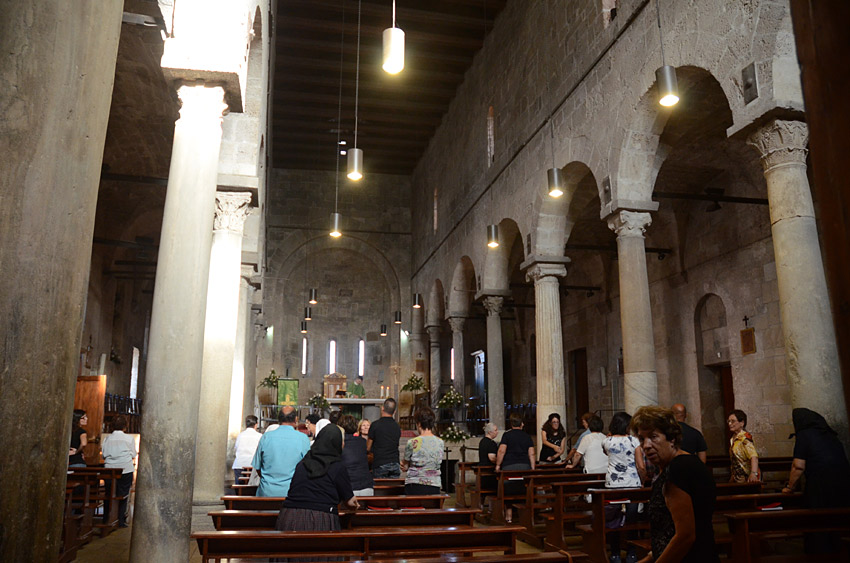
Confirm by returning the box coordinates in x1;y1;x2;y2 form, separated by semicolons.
272;0;508;175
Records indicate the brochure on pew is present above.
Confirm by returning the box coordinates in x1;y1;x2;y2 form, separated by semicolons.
757;503;783;511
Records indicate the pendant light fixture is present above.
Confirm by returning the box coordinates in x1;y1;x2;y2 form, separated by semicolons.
331;3;346;237
309;288;318;305
654;0;679;107
347;0;364;181
300;321;308;334
394;310;402;324
547;120;564;197
412;293;422;308
380;324;388;337
304;307;312;321
487;224;500;248
382;0;404;74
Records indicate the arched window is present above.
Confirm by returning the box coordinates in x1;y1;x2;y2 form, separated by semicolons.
329;339;337;374
450;347;455;380
301;337;308;375
358;339;365;377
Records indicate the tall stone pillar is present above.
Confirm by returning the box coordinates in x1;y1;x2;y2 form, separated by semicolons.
483;296;506;429
747;120;848;438
524;262;568;448
410;305;428;381
449;316;467;403
130;84;227;563
0;3;123;560
193;192;252;504
227;270;254;475
426;325;442;404
608;210;658;413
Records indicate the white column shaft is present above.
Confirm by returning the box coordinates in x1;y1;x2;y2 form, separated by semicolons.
427;326;442;405
484;296;506;429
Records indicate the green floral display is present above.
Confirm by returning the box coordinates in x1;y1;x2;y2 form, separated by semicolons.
441;423;471;444
307;393;330;411
437;387;464;408
401;374;426;392
257;369;278;389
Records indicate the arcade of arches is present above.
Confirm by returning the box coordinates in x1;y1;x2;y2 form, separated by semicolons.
1;0;848;561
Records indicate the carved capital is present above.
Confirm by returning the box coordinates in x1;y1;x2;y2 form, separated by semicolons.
448;317;466;333
426;325;441;343
482;296;504;317
607;210;652;239
747;119;809;172
525;263;567;284
176;84;227;122
214;192;252;232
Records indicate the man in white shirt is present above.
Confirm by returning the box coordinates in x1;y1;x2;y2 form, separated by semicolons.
232;415;261;485
101;415;137;527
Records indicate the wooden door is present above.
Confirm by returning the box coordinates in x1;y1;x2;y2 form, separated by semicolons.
74;375;106;464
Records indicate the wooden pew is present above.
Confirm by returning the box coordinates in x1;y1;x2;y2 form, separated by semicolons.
231;483;258;495
455;461;478;507
66;473;101;545
221;494;448;511
373;483;406;495
726;507;850;562
375;477;405;486
336;553;574;563
191;525;526;562
209;507;481;530
491;465;579;524
59;485;82;563
706;456;793;490
542;480;606;551
68;466;126;535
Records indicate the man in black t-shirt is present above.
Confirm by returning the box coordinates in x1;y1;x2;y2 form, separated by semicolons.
672;403;708;462
367;398;402;478
478;423;499;465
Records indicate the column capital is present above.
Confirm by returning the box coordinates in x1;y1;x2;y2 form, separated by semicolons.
176;83;228;121
214;192;252;233
448;316;466;333
525;263;567;284
426;325;441;337
747;119;809;172
482;295;504;317
607;209;652;239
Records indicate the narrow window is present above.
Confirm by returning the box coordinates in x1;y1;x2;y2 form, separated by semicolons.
450;347;455;381
301;337;308;375
433;186;439;233
602;0;618;28
358;339;365;376
329;339;337;374
487;106;495;166
130;347;140;399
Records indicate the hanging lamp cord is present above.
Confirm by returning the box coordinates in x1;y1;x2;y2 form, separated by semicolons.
334;0;346;213
353;0;362;149
655;0;666;64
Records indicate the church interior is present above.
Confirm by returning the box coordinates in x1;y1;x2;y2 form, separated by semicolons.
2;0;849;561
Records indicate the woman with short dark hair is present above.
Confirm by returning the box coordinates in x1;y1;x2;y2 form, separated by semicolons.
603;412;646;563
69;409;88;467
727;409;759;483
339;414;374;496
494;413;535;523
539;412;567;463
632;406;718;562
401;407;443;495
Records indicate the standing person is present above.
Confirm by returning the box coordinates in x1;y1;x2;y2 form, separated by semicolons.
252;406;310;497
232;415;261;485
348;376;366;398
566;415;607;475
603;412;646;563
355;418;371;438
565;412;595;463
367;398;402;478
69;410;88;467
539;412;567;463
727;409;759;483
101;415;137;528
340;414;374;496
401;407;444;495
495;413;535;523
478;423;499;466
305;413;321;439
782;408;850;554
670;404;707;463
631;406;718;563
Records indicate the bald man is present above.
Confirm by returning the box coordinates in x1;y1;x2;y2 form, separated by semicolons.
672;403;707;463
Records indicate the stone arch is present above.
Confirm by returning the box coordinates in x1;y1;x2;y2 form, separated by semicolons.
481;218;522;292
694;293;734;455
448;256;476;317
426;279;445;326
245;5;264;117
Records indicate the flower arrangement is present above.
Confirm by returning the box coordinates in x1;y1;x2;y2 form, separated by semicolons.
257;369;278;389
437;387;464;408
441;423;471;444
307;393;330;411
401;374;426;392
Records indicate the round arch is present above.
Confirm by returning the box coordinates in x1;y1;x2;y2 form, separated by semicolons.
481;218;522;291
448;256;476;317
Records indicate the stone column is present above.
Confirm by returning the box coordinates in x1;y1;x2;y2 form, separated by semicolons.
483;296;506;429
130;84;227;563
410;305;428;381
193;192;252;504
0;3;123;560
525;263;568;448
449;317;466;391
608;210;658;414
748;120;848;438
426;325;442;404
226;270;254;476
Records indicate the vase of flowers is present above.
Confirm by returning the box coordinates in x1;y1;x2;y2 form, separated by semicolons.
441;423;471;444
437;387;464;408
257;369;278;405
307;393;330;414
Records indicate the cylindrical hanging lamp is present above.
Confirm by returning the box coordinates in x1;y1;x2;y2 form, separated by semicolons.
329;212;342;238
309;288;318;304
382;27;405;74
300;321;308;334
656;65;679;107
347;148;363;181
393;310;402;324
487;224;500;248
412;293;422;308
304;307;312;321
380;324;388;336
548;168;564;198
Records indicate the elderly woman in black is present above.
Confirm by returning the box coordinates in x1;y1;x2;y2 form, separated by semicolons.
340;414;374;496
631;406;718;563
276;424;359;535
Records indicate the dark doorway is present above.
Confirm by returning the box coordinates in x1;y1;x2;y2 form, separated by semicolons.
568;348;589;429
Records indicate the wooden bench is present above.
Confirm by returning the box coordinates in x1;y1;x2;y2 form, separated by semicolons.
59;485;83;563
66;473;101;545
209;507;481;530
541;480;606;551
375;477;406;486
726;507;850;562
490;466;579;524
706;456;793;490
231;483;258;495
330;553;575;563
68;466;127;535
373;483;406;495
221;494;448;511
454;461;478;507
191;525;526;562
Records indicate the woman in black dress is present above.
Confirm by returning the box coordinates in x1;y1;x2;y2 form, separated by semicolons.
539;412;566;463
495;413;535;523
631;406;718;563
339;414;374;496
68;409;88;467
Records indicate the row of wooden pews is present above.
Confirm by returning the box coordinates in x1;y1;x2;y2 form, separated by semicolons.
61;467;130;562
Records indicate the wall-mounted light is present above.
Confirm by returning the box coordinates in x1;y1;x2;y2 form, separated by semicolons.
412;293;423;308
309;288;318;304
304;307;312;321
487;224;500;248
394;310;402;324
329;212;342;238
300;321;308;334
382;0;404;74
380;324;387;336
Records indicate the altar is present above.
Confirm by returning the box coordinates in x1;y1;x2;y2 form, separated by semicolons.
328;397;384;420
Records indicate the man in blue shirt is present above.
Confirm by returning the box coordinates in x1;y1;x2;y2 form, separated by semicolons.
252;406;310;496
